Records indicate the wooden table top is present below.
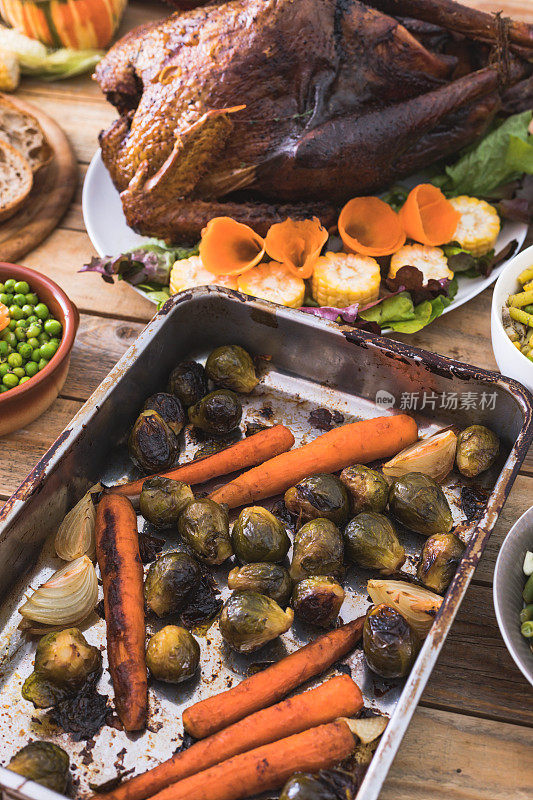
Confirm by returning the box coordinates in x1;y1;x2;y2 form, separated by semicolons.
1;1;532;797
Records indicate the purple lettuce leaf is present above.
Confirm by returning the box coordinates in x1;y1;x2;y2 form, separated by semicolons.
384;265;452;304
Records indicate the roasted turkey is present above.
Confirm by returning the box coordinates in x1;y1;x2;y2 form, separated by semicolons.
95;0;533;242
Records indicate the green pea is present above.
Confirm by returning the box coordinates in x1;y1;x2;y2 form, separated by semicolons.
12;367;25;378
35;303;49;320
9;305;23;320
27;337;39;350
25;293;38;306
8;320;17;331
2;331;16;347
13;293;26;307
14;281;29;295
31;348;41;363
26;323;42;339
14;327;26;342
8;352;23;368
44;318;62;337
37;333;50;345
0;293;9;305
2;372;18;388
19;376;31;385
0;282;4;294
0;363;8;378
15;318;28;328
0;341;8;358
3;279;15;293
38;358;49;371
17;343;32;360
523;573;533;605
26;315;38;324
21;304;34;318
25;361;39;378
3;293;13;306
39;342;57;360
520;604;533;624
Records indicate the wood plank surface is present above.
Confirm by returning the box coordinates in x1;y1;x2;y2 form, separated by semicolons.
1;1;532;798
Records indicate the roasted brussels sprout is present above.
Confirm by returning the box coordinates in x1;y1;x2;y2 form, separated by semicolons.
280;773;337;800
22;628;102;708
167;360;208;407
228;563;292;606
142;392;186;436
363;603;420;678
219;592;293;653
128;410;179;473
284;474;349;526
144;552;201;617
344;512;405;574
388;472;453;536
178;499;232;564
8;742;70;793
416;533;465;594
146;625;200;683
290;518;344;582
340;465;389;515
456;425;500;478
188;390;242;436
205;345;258;394
140;477;194;528
231;507;290;563
292;576;344;628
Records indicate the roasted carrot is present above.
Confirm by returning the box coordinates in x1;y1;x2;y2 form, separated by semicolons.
95;494;147;731
338;196;406;256
183;616;364;739
92;676;362;800
210;415;417;509
399;184;460;247
145;721;356;800
110;425;295;502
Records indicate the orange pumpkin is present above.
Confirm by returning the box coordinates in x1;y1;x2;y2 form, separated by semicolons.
0;0;127;49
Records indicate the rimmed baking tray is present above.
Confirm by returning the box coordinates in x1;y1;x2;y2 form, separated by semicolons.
0;286;532;800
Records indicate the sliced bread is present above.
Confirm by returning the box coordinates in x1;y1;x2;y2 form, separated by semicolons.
0;139;33;222
0;96;52;173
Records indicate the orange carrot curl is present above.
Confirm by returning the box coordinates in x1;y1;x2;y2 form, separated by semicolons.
199;217;265;276
338;196;406;256
399;184;460;246
264;217;328;278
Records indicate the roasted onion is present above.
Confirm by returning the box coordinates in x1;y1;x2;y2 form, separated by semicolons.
19;556;98;627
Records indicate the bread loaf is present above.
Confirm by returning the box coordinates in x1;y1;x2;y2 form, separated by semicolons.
0;139;33;222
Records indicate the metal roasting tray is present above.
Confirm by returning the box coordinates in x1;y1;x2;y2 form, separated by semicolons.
0;287;532;800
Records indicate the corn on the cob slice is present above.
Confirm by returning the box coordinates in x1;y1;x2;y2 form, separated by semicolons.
169;255;238;294
311;252;380;307
238;261;305;308
389;244;453;282
0;49;20;91
449;196;500;256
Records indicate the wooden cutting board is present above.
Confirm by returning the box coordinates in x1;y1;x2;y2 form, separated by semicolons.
0;93;78;264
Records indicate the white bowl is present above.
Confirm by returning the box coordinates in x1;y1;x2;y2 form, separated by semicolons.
491;243;533;394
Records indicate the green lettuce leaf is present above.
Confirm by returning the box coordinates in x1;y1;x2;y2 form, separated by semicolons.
434;111;533;196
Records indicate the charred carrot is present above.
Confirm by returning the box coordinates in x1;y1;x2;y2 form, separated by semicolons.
210;415;417;508
109;425;295;502
145;721;356;800
95;494;147;731
92;676;362;800
183;616;364;739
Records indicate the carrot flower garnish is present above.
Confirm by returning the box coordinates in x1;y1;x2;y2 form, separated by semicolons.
199;217;265;276
264;217;328;279
338;197;406;257
0;302;9;333
399;184;460;246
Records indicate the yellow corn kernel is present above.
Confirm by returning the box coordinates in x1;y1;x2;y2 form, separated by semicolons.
389;244;453;282
449;196;500;256
0;49;20;92
238;261;305;308
169;255;238;294
311;252;380;307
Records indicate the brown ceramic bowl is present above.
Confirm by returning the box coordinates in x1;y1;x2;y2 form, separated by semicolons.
0;263;79;436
